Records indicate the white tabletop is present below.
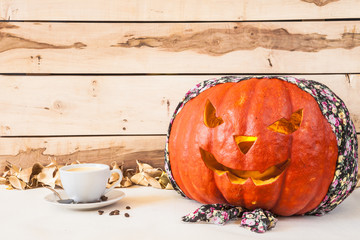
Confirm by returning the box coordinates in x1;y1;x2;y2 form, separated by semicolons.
0;186;359;240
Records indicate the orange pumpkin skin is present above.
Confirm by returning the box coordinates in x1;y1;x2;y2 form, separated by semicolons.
168;78;338;216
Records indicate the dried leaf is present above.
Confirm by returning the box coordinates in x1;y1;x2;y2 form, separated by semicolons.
124;168;135;176
129;171;162;189
108;162;136;188
136;160;154;172
144;168;163;178
158;172;173;190
1;170;9;178
37;165;58;188
120;168;135;188
18;167;33;183
54;170;62;188
8;176;26;190
165;183;174;190
130;173;149;186
145;173;162;189
28;178;39;188
106;162;123;188
108;161;121;184
0;177;8;185
111;161;121;171
46;158;58;167
31;163;44;176
1;159;173;191
6;161;21;178
121;177;133;188
125;160;174;189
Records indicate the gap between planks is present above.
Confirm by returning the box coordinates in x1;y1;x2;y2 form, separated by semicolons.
1;0;360;21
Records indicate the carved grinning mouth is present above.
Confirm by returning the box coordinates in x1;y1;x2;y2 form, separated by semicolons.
199;148;290;186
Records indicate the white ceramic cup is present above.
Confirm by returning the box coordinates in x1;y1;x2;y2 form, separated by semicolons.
60;163;123;203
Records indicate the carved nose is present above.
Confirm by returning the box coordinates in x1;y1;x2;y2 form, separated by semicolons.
233;135;257;154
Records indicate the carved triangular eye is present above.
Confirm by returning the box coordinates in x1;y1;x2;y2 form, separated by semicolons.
234;135;257;154
267;109;303;135
204;99;224;128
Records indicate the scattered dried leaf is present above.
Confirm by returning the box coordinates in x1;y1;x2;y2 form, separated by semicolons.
6;161;20;176
1;159;63;190
158;171;173;189
121;174;134;188
0;176;8;185
31;163;44;176
165;183;174;190
126;160;173;189
146;173;162;189
37;165;58;188
1;159;173;191
8;176;26;190
18;167;33;183
130;172;148;186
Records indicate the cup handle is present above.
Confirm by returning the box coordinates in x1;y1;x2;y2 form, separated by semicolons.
104;169;123;195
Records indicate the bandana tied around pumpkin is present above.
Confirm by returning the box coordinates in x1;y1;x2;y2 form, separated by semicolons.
182;204;277;233
166;76;358;217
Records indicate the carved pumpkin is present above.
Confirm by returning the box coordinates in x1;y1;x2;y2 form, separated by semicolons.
165;76;358;217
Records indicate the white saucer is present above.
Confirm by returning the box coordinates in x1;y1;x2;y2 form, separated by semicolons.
44;189;125;210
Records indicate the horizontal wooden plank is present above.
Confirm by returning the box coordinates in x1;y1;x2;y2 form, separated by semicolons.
0;21;359;74
0;134;358;177
0;75;206;136
1;0;359;21
347;74;360;132
0;136;166;172
0;74;359;136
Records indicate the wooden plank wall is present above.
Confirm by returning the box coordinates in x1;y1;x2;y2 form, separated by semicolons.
0;0;359;173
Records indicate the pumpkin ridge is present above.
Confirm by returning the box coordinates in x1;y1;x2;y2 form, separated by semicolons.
212;79;260;171
206;83;236;202
239;78;293;172
265;79;294;212
296;114;338;215
272;81;338;216
200;83;239;202
272;82;301;215
238;79;259;162
169;89;210;201
294;82;337;215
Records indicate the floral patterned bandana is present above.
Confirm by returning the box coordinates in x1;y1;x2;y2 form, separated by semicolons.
182;204;278;233
165;76;358;232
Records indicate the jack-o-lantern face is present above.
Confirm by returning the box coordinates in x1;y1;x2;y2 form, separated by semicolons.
168;78;338;216
200;101;303;186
